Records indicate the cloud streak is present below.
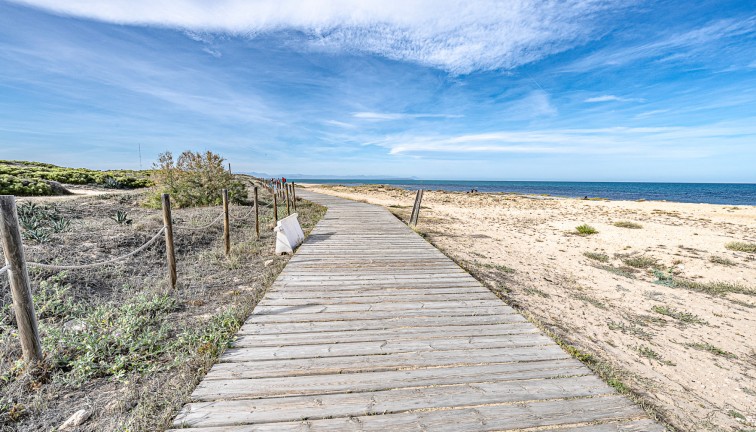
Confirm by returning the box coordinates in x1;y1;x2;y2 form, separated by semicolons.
584;95;645;103
9;0;627;73
374;122;756;156
353;112;463;121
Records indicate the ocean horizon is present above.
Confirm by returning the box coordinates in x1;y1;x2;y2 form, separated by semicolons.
293;179;756;206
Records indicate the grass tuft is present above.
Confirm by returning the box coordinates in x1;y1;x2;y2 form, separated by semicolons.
652;305;708;325
575;224;598;235
584;251;609;262
614;221;643;229
708;255;736;266
620;255;658;269
653;270;755;297
725;241;756;253
685;342;736;358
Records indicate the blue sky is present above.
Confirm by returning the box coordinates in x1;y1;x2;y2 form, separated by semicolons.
1;1;755;182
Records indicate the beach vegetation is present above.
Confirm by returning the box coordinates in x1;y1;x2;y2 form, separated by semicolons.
575;224;598;235
583;251;609;262
16;202;71;244
725;242;756;253
147;151;247;208
620;255;658;269
708;255;736;266
593;263;636;279
613;221;643;229
653;269;754;296
0;160;152;196
652;305;708;325
685;342;736;358
573;293;607;309
607;320;652;340
636;345;675;366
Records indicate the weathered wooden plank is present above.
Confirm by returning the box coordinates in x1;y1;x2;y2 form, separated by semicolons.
260;292;496;304
252;299;506;315
213;348;577;378
245;307;515;324
235;323;537;346
180;375;612;425
238;314;527;335
227;333;552;360
172;395;646;430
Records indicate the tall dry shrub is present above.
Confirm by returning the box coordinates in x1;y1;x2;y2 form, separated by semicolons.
149;151;247;208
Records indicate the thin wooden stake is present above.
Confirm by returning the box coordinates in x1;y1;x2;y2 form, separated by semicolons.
273;191;279;221
254;186;260;240
161;194;177;288
291;182;297;211
410;189;424;226
285;183;291;216
222;189;230;256
0;196;43;364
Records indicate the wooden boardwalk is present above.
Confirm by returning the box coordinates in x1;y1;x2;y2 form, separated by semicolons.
171;191;661;431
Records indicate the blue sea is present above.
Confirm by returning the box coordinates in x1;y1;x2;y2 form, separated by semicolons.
292;180;756;206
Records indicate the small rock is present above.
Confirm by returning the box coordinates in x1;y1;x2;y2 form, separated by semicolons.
63;319;86;332
264;260;273;267
58;409;90;430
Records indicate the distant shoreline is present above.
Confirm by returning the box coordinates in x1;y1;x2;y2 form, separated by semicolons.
295;179;756;206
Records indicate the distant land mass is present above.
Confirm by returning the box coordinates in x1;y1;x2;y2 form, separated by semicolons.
244;172;418;181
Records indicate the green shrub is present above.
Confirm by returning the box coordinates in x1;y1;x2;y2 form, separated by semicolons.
147;151;247;208
0;160;152;196
43;291;179;383
576;224;598;235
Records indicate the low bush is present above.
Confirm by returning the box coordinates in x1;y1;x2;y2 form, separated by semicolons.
0;160;152;196
147;151;247;208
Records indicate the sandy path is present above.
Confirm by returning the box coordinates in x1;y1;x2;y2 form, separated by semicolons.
304;184;756;432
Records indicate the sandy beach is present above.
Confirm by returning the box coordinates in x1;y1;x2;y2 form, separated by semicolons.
303;183;756;432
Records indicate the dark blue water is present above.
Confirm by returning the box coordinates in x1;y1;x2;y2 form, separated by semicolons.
292;180;756;206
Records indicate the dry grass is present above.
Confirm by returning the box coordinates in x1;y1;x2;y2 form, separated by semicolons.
0;177;326;431
725;241;756;253
613;221;643;229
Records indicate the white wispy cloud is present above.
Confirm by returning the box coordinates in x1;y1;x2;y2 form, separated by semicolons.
371;122;756;156
584;95;645;103
353;112;463;121
563;17;756;72
9;0;627;73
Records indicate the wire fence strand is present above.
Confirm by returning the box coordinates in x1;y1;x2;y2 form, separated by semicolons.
26;227;166;271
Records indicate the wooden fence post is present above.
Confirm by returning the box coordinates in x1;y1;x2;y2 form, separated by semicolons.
222;189;230;256
0;196;43;364
285;184;291;216
410;189;424;227
161;194;177;288
291;183;297;211
273;191;279;221
254;186;260;240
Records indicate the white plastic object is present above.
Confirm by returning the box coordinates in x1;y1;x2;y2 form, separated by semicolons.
274;213;305;255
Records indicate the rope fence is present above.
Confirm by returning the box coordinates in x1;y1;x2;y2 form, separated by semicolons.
26;226;166;271
0;181;299;363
